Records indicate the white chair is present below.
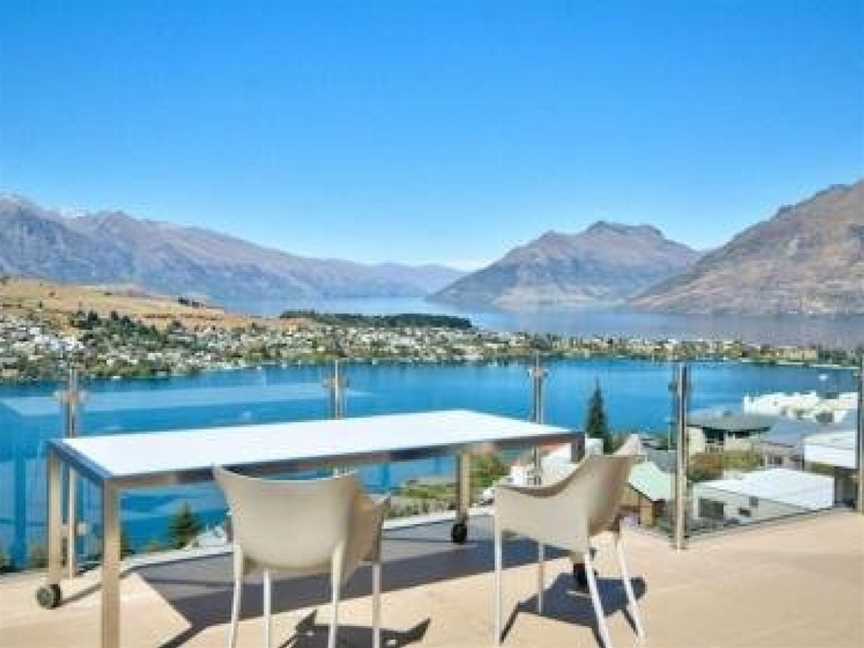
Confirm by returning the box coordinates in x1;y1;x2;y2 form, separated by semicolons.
493;436;645;647
214;467;389;648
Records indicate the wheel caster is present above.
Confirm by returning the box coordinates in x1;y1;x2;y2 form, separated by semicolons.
36;584;62;609
451;522;468;544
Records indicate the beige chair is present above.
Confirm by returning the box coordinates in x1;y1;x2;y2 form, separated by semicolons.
493;436;645;647
214;467;389;648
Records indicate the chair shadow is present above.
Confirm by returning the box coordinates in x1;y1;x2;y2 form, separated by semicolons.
501;572;647;645
132;519;637;647
276;611;430;648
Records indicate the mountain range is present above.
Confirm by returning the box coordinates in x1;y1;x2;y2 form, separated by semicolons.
2;180;862;316
631;180;864;315
431;222;701;309
0;195;463;303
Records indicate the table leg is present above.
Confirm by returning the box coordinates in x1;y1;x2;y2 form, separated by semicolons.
451;453;470;544
101;483;121;648
532;447;542;485
66;467;78;578
37;449;64;609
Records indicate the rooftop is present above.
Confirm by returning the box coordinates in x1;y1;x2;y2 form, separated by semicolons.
688;412;776;433
1;512;861;647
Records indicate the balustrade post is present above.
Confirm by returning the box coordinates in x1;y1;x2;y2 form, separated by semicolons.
856;357;863;514
54;366;85;577
529;354;548;484
673;364;690;551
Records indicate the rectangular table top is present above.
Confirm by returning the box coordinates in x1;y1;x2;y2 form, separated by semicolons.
49;409;573;484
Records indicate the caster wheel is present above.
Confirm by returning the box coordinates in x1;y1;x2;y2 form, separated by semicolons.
451;522;468;544
36;584;62;609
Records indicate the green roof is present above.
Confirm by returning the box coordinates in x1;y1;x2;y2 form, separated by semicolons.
628;461;672;502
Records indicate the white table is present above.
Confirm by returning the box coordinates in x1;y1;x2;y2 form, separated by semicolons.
40;409;578;648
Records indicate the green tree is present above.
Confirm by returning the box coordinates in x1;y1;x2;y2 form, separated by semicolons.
167;503;203;550
120;529;134;558
585;380;613;453
28;543;47;569
0;542;10;572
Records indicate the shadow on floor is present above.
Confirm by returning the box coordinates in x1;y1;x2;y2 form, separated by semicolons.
274;611;430;648
133;518;644;647
501;572;647;645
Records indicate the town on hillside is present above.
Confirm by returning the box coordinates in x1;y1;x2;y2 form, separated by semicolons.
0;279;860;383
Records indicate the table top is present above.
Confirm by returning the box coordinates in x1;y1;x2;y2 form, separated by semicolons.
50;409;573;484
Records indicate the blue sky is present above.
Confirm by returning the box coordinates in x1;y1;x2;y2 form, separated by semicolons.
1;1;862;269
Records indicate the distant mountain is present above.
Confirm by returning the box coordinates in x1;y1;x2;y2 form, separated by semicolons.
0;195;463;303
431;222;700;309
631;181;864;315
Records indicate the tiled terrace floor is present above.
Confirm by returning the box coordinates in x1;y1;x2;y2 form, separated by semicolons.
1;512;862;648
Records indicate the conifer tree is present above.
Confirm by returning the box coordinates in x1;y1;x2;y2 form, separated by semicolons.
585;380;613;453
168;502;203;549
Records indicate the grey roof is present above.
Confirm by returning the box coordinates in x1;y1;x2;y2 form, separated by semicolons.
688;413;775;433
763;418;854;448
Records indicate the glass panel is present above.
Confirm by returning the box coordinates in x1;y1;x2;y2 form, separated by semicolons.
683;363;857;537
0;380;63;573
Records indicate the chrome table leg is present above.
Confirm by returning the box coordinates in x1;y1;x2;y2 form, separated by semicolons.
101;482;121;648
452;452;471;543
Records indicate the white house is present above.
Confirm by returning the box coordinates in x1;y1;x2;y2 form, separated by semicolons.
692;468;834;526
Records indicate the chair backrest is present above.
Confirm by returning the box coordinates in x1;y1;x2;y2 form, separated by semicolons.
214;466;361;570
581;433;641;534
537;434;641;536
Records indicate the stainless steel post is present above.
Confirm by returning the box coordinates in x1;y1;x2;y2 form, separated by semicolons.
325;358;348;420
529;354;548;485
56;367;84;577
857;356;864;514
673;364;690;551
325;359;348;475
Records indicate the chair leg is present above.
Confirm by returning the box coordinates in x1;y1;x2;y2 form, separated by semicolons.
329;574;341;648
536;543;545;615
228;573;242;648
584;549;613;648
372;561;382;648
615;534;645;641
494;521;503;646
263;569;272;648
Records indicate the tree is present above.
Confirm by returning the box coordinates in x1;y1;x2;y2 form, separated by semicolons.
167;503;203;549
0;542;10;573
585;380;613;453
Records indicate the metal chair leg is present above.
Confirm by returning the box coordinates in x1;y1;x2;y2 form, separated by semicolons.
372;561;382;648
584;549;613;648
615;535;645;641
494;523;503;645
263;570;272;648
228;575;242;648
537;543;545;615
329;572;341;648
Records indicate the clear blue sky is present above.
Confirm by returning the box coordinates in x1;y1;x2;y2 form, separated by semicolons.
1;1;862;268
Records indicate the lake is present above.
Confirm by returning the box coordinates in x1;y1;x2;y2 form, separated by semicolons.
223;297;864;348
0;358;855;569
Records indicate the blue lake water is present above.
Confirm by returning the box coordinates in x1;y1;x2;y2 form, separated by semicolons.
0;359;856;568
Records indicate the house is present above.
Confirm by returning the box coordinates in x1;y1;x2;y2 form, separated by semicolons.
691;468;834;526
687;412;775;455
621;460;672;527
804;428;858;507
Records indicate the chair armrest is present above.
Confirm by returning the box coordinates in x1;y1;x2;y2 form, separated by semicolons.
341;493;390;582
